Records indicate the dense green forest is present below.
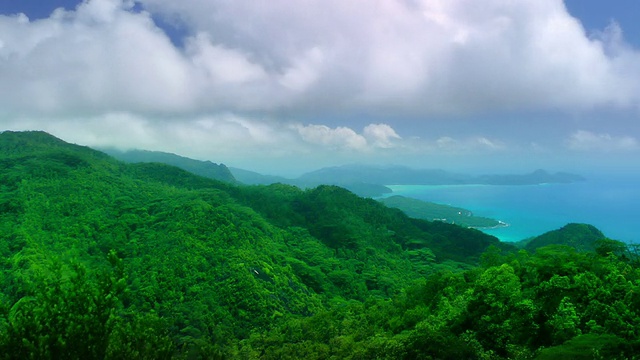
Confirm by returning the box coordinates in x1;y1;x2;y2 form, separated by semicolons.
379;195;502;228
0;131;638;359
103;149;237;184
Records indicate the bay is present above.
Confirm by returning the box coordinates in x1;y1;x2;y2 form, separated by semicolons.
385;174;639;243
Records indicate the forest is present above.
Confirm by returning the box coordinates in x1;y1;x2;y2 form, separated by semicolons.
0;131;639;359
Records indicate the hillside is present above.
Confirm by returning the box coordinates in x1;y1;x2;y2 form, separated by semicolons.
0;131;507;357
105;148;237;183
228;166;291;185
521;223;607;252
0;131;638;359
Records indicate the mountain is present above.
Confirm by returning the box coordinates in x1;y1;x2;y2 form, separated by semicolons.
297;164;585;186
1;131;637;359
0;130;510;357
229;166;392;197
298;164;469;185
228;166;291;185
522;223;607;252
104;148;237;183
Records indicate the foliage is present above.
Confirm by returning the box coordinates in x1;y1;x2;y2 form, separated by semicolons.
524;223;606;252
380;195;502;228
0;131;638;359
106;149;237;184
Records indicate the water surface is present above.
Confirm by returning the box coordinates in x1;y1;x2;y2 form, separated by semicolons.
385;175;639;243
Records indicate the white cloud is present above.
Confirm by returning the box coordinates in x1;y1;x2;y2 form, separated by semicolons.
295;124;368;151
278;47;326;92
186;33;268;85
138;0;640;114
1;0;640;174
2;112;303;162
566;130;639;152
294;122;405;151
0;0;196;116
363;123;402;148
434;135;505;152
435;136;457;149
1;0;639;119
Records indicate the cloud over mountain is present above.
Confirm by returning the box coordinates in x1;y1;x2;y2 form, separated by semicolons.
1;0;639;172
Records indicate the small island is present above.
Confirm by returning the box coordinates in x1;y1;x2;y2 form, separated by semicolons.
379;195;508;229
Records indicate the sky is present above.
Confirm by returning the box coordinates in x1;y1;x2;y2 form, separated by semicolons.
0;0;639;176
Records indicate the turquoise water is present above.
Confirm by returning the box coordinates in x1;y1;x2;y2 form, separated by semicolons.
386;175;639;243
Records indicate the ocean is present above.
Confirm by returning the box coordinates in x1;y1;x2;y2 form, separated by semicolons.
385;174;639;243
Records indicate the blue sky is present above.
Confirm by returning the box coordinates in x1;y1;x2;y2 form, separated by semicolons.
0;0;639;176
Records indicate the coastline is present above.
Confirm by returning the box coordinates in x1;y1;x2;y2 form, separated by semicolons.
470;220;509;230
383;178;639;243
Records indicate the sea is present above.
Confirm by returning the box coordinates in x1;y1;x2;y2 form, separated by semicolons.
385;174;639;243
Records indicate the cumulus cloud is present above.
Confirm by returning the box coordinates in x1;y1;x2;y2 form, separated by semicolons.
294;122;406;151
186;34;268;86
434;135;505;152
295;124;368;151
0;0;639;119
0;0;203;117
566;130;639;152
363;124;402;148
1;0;639;173
138;0;640;114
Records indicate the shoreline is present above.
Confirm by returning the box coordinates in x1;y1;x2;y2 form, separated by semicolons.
471;220;509;230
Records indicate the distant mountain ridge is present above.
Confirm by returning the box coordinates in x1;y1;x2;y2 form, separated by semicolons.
95;148;583;199
228;167;291;185
297;164;585;186
103;149;237;184
230;164;584;197
228;166;393;197
297;165;467;185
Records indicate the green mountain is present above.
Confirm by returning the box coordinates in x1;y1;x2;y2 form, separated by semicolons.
105;156;390;198
522;223;607;252
105;148;237;183
0;131;506;357
380;195;504;228
228;166;291;185
1;131;638;359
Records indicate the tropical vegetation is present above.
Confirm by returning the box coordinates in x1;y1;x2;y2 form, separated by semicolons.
0;131;637;359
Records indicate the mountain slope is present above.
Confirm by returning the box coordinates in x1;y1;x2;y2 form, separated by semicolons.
1;131;637;359
105;148;237;183
523;223;607;252
0;131;509;356
228;166;291;185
